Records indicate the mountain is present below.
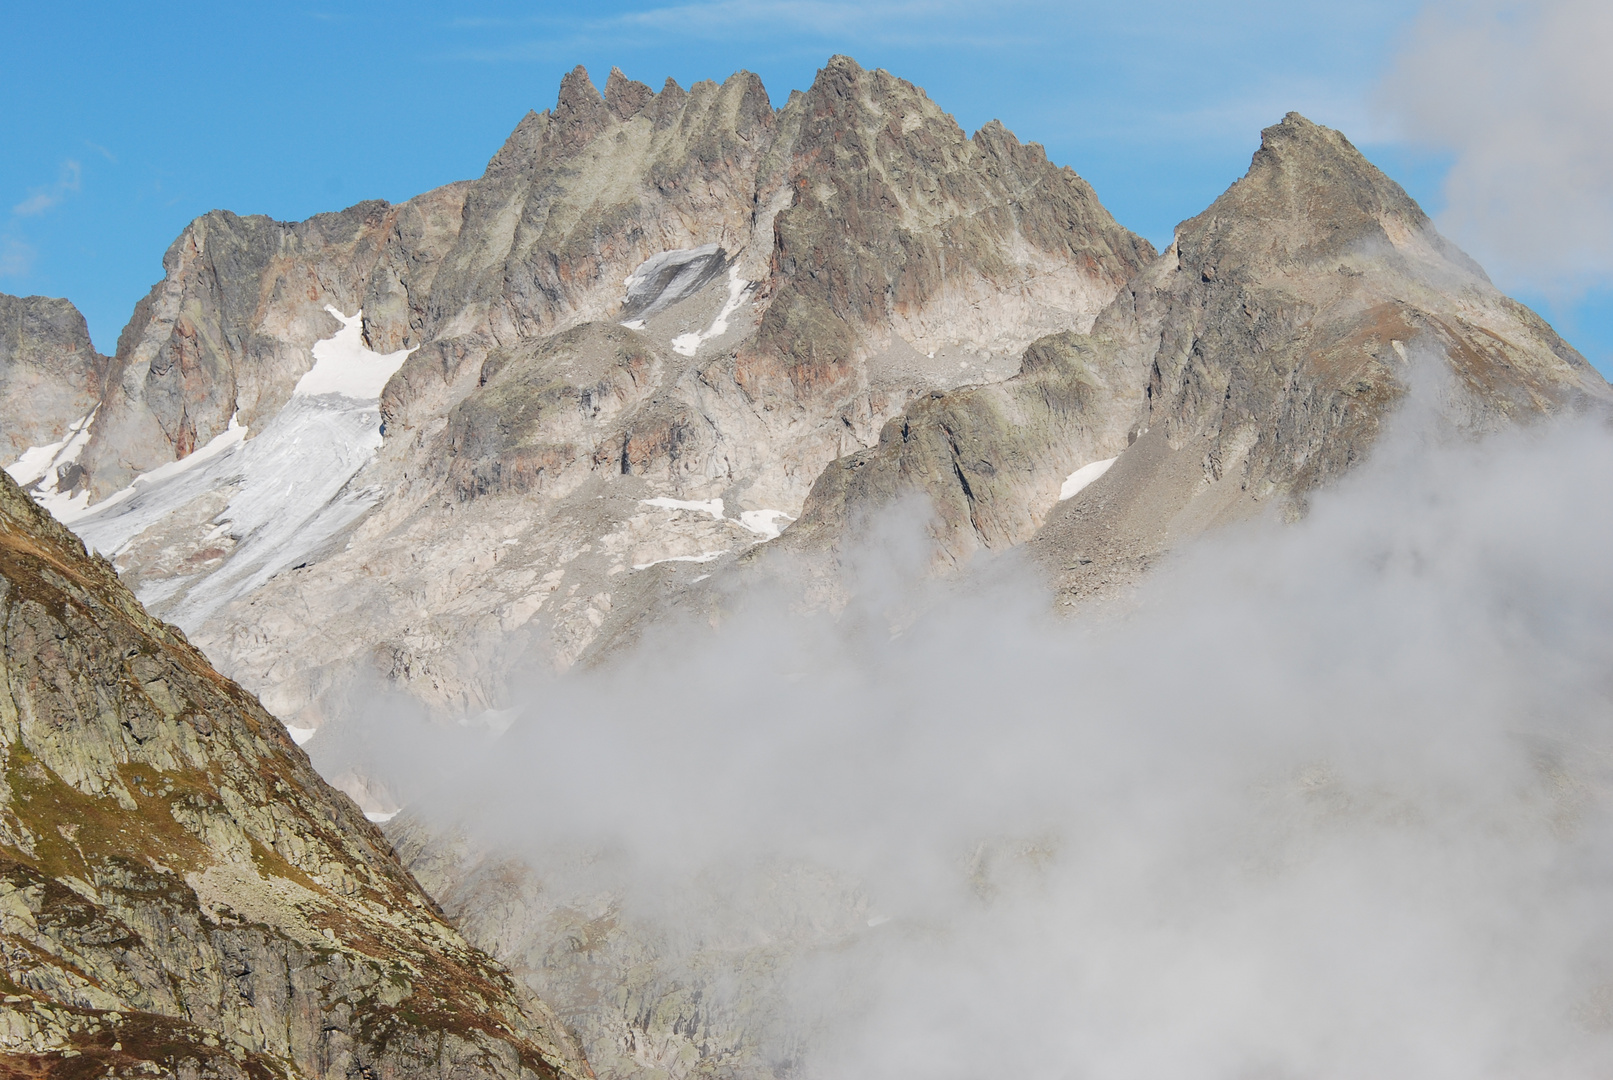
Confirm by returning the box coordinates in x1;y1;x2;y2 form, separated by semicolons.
2;55;1611;1080
0;467;588;1078
1;56;1153;734
0;295;108;521
780;112;1609;596
367;113;1613;1080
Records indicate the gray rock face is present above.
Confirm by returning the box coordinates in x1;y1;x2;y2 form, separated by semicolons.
782;113;1613;599
0;468;590;1079
86;188;469;496
8;56;1149;729
0;293;108;458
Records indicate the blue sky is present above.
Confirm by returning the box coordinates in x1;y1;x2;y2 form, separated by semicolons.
4;0;1610;374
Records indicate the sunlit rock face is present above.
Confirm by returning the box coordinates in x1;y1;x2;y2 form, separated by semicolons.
0;466;589;1080
0;293;108;471
778;112;1612;601
1;56;1153;730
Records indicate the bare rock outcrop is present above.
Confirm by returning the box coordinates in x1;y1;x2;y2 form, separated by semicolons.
14;57;1147;728
0;467;588;1079
782;113;1612;596
0;294;108;458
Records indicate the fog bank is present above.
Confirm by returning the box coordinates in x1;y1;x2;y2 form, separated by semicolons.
328;397;1613;1077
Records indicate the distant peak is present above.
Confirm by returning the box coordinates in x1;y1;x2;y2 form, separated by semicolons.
605;66;655;120
1254;111;1359;168
557;64;603;111
552;64;610;150
1177;111;1435;271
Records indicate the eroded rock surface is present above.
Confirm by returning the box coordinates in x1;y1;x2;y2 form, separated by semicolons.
12;57;1149;729
782;113;1612;600
0;294;108;460
0;467;588;1079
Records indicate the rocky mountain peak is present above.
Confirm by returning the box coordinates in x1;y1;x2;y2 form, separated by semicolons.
552;64;611;151
1175;111;1455;281
0;294;107;459
604;66;655;120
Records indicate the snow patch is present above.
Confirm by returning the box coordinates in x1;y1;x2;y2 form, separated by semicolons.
7;409;101;521
364;810;399;824
642;496;726;520
738;509;793;540
622;244;725;320
1059;457;1118;501
7;408;95;488
672;268;751;357
283;724;316;746
642;497;793;543
294;307;414;400
633;552;726;571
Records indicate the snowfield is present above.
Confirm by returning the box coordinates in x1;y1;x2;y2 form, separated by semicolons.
69;308;414;630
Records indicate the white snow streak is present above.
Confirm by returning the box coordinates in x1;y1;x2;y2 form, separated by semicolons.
638;497;794;561
6;408;95;487
738;509;793;540
284;724;317;746
1059;457;1117;501
632;551;727;571
672;268;750;357
364;810;400;824
7;409;100;521
293;306;413;399
642;496;726;520
70;309;415;630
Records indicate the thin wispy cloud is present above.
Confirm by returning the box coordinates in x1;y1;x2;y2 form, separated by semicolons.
444;0;1040;61
11;159;82;218
0;237;34;278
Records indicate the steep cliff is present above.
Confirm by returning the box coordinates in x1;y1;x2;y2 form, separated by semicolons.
0;467;588;1079
0;294;107;464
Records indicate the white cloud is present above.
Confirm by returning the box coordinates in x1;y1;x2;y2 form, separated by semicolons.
11;159;82;218
0;237;33;278
1379;0;1613;293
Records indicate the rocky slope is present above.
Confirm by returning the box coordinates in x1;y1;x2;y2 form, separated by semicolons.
0;295;108;502
780;112;1611;598
2;56;1151;735
0;466;589;1078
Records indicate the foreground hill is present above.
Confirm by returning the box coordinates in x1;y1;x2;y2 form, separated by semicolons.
0;467;587;1078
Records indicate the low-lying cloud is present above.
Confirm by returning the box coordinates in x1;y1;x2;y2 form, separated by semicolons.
1380;0;1613;294
326;378;1613;1077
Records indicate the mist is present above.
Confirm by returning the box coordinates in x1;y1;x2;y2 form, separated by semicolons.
1380;0;1613;294
319;384;1613;1077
